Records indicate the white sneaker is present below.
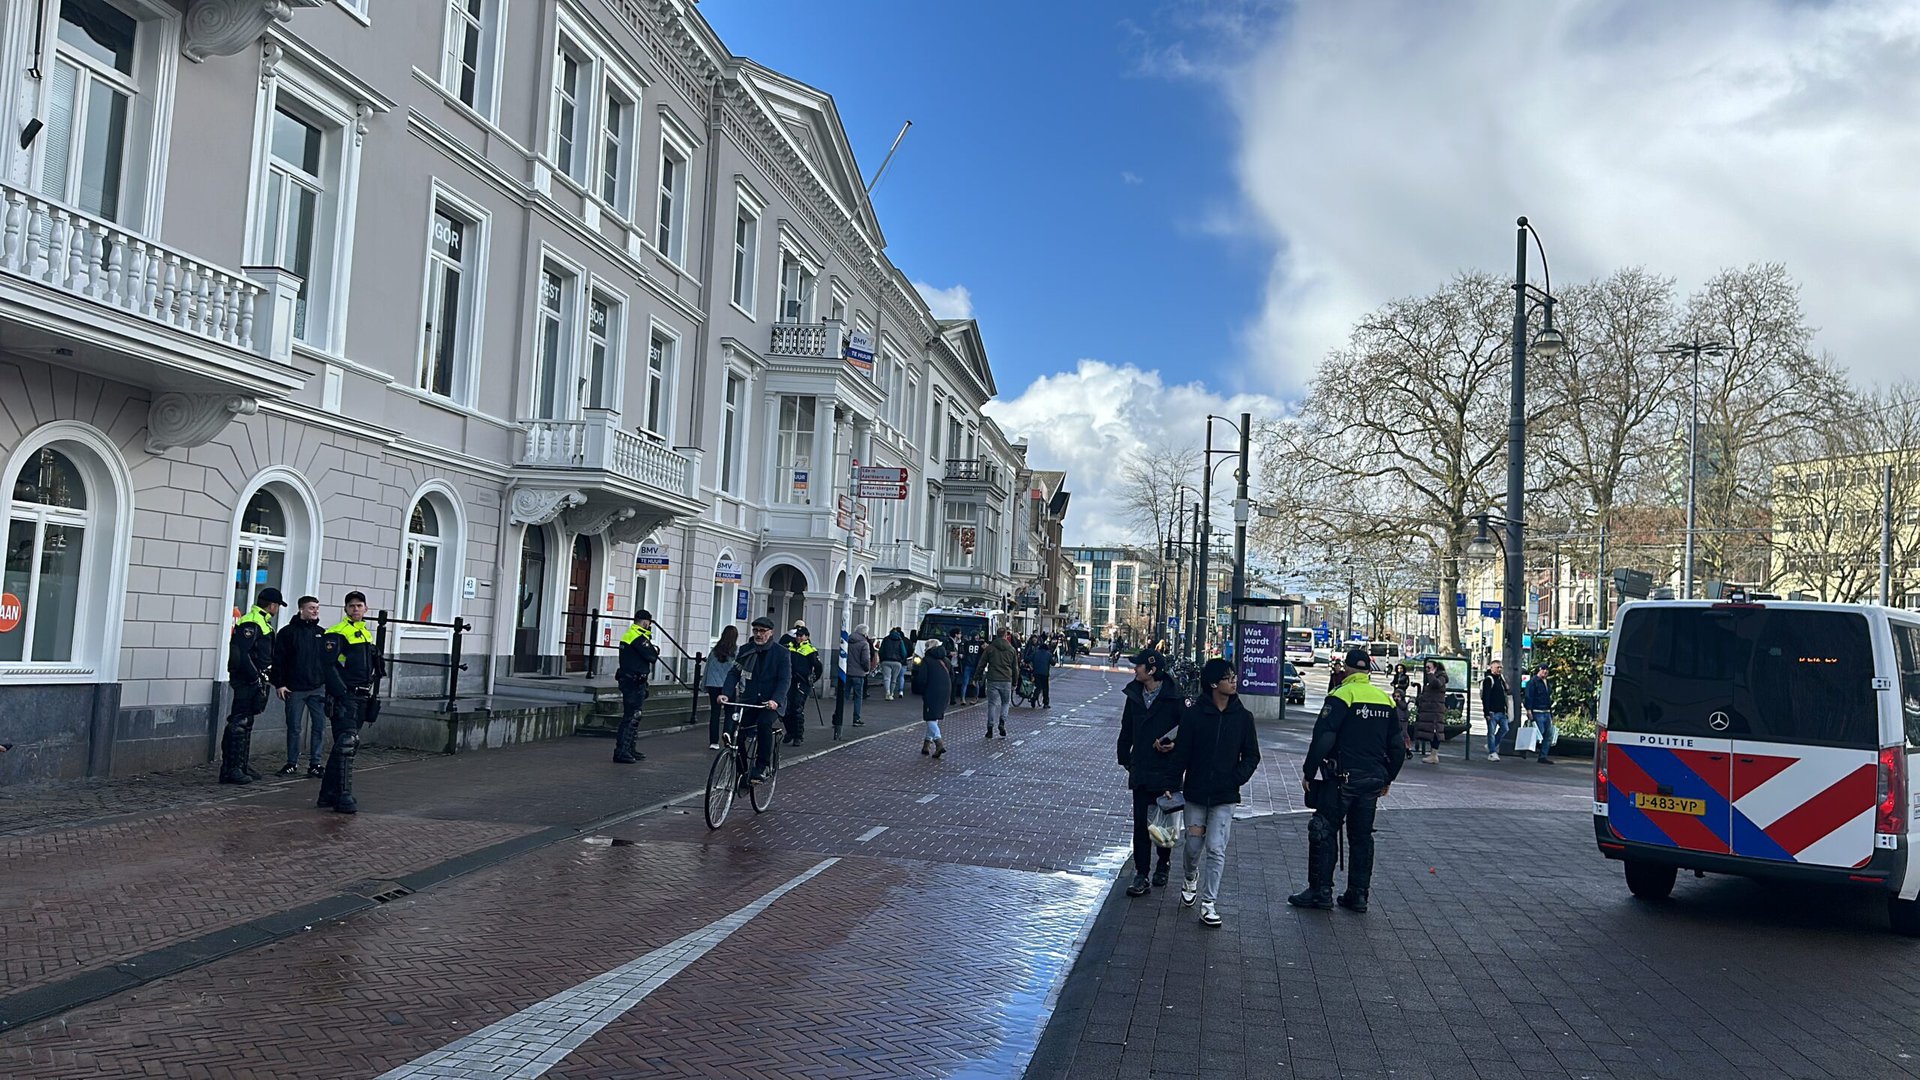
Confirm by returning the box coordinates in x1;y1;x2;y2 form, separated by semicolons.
1180;876;1198;907
1199;901;1221;927
1487;752;1500;761
709;743;721;750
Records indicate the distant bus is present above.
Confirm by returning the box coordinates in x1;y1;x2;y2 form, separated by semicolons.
1367;640;1403;664
1285;627;1316;665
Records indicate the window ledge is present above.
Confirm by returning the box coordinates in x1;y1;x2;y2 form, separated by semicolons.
0;665;97;679
408;67;523;152
729;299;756;321
392;385;515;429
293;341;394;386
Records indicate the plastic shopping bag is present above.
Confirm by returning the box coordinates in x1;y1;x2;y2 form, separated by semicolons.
1513;722;1540;755
1147;805;1183;848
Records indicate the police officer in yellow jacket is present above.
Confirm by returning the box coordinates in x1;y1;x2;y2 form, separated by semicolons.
220;587;285;784
613;609;659;764
318;591;382;813
783;626;822;746
1289;646;1407;913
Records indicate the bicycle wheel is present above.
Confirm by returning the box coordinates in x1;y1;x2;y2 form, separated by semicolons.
750;736;781;812
704;745;737;829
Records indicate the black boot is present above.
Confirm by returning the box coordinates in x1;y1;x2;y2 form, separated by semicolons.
612;715;641;763
333;728;359;814
1337;889;1370;913
1152;856;1171;888
218;722;251;785
239;723;260;780
1288;814;1338;909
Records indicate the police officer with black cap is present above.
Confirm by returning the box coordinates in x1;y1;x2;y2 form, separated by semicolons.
318;591;381;814
1288;645;1407;913
783;625;822;745
220;586;285;784
613;608;659;764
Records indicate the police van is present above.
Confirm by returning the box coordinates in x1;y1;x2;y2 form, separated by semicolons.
1593;597;1920;933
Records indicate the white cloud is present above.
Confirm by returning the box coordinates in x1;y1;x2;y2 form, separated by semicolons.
912;281;974;320
1218;0;1920;389
1121;170;1145;186
984;360;1285;547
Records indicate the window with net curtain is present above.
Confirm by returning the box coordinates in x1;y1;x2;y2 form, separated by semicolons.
3;448;89;664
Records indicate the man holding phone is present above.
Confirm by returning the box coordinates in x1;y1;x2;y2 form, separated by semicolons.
1117;650;1184;896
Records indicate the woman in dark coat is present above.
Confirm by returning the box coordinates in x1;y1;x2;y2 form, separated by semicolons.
920;641;951;758
1117;650;1185;896
1414;660;1448;763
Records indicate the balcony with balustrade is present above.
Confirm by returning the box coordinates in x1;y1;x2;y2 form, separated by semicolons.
513;411;704;534
944;457;1010;498
872;539;938;589
0;183;306;426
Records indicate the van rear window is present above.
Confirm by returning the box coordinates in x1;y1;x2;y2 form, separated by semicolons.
1608;607;1876;746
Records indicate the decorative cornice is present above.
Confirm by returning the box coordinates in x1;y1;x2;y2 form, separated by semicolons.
182;0;322;63
564;504;635;537
510;487;587;526
146;393;258;455
609;513;673;547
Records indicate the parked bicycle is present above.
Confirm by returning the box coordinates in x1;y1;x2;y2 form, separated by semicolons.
705;702;783;828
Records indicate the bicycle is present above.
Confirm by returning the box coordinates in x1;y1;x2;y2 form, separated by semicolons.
704;702;783;829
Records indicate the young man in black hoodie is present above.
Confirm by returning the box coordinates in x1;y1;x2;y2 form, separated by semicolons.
1171;658;1262;927
1117;650;1184;896
272;595;330;777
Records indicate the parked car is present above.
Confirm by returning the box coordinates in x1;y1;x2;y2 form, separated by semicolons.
1312;645;1333;664
1282;662;1307;705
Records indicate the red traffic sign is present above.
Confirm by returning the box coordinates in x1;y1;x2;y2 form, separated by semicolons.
854;466;907;484
856;481;908;500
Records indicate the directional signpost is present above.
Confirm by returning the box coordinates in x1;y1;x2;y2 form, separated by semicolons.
854;465;909;500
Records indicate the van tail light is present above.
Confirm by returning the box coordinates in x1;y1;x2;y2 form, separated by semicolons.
1594;726;1610;802
1876;746;1906;837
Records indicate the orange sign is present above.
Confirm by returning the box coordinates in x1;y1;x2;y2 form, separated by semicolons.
0;592;20;633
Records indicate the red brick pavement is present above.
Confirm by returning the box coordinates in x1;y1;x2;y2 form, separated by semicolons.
0;674;1126;1079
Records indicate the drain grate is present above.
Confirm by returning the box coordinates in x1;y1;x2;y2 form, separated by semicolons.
351;880;415;904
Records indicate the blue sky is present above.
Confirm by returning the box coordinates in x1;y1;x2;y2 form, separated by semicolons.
703;1;1920;545
702;0;1268;401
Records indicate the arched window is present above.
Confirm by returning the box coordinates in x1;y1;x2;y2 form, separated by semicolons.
710;548;735;639
3;448;88;663
401;499;442;623
233;489;289;620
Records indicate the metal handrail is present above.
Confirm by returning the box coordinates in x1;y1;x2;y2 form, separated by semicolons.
372;610;472;711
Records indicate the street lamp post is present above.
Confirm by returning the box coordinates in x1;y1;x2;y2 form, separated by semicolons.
1202;413;1253;668
1655;338;1729;599
1505;216;1564;717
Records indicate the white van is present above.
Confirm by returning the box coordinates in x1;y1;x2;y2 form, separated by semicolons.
1593;598;1920;933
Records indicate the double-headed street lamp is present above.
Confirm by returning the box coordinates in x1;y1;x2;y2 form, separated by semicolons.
1654;338;1729;600
1201;413;1253;669
1504;216;1564;710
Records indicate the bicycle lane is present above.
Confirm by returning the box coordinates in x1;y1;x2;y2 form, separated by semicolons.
0;668;1139;1078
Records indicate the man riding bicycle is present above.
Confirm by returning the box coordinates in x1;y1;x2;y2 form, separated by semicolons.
716;615;790;783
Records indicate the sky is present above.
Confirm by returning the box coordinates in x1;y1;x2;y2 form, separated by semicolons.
701;0;1920;546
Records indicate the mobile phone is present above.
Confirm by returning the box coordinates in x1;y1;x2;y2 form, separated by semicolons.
1157;726;1178;746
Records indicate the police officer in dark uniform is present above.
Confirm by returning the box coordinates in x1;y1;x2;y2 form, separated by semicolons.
220;587;285;784
1289;646;1407;913
783;626;821;746
318;591;381;814
613;608;659;764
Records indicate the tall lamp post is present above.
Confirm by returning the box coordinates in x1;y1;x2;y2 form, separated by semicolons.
1203;413;1253;668
1505;216;1565;714
1655;338;1729;599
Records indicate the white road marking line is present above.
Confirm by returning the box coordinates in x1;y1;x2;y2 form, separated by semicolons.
1014;740;1027;746
991;752;1005;759
916;794;940;804
962;769;977;777
377;859;838;1080
856;826;889;842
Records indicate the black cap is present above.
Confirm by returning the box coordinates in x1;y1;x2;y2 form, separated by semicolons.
257;587;286;608
1130;649;1163;671
1342;647;1373;670
792;626;810;638
751;616;775;629
634;608;652;622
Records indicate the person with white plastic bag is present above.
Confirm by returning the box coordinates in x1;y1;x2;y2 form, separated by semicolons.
1117;650;1185;897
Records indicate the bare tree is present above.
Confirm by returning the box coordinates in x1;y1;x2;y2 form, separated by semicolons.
1681;263;1853;587
1771;381;1920;602
1276;272;1518;652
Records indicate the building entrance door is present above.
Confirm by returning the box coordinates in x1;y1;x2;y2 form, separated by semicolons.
513;527;548;673
565;535;593;673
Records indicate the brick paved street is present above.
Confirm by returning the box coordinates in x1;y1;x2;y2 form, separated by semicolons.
6;666;1920;1078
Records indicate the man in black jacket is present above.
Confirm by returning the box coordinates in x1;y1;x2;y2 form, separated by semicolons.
1170;658;1261;928
272;595;330;778
1289;647;1408;913
720;616;791;782
613;609;660;764
1117;651;1184;896
1480;660;1510;762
